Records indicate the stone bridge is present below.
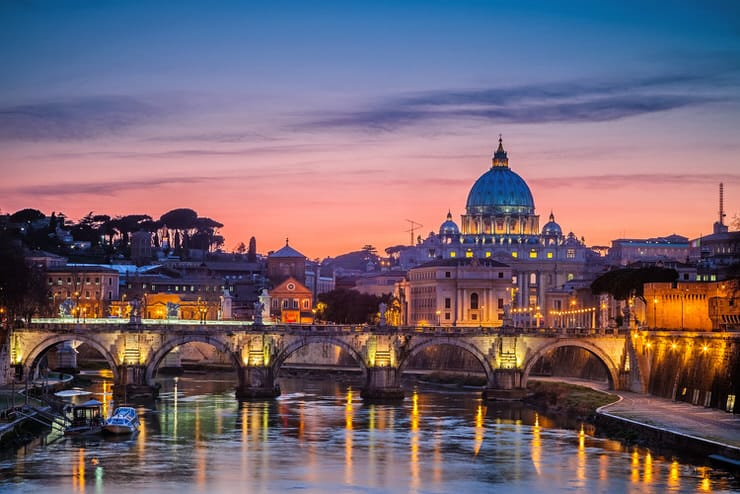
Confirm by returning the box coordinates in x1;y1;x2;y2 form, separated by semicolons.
3;321;639;401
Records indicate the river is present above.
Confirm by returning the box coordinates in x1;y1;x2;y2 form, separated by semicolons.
0;371;737;493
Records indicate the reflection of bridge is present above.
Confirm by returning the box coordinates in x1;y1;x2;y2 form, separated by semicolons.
5;320;640;401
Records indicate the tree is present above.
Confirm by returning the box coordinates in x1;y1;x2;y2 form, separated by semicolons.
0;235;49;336
590;267;678;302
248;237;257;262
9;208;45;225
317;288;390;324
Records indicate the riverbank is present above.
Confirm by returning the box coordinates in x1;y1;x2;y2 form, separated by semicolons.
523;380;618;419
597;389;740;468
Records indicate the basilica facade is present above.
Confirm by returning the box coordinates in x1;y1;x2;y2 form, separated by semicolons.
398;138;605;327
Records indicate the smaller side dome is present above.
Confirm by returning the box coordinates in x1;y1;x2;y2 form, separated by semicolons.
542;211;562;236
439;210;460;236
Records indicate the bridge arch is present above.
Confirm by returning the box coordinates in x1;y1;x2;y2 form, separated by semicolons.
273;336;368;377
521;339;620;390
144;334;241;387
398;337;494;382
23;334;120;382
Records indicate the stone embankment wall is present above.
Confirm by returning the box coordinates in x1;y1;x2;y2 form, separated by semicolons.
636;333;740;413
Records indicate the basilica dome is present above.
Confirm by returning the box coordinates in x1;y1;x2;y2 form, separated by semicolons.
439;211;460;235
542;211;562;236
465;138;535;216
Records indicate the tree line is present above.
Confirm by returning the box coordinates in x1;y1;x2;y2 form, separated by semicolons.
4;207;225;261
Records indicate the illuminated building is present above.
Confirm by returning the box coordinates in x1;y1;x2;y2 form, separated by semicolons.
269;277;314;323
608;235;690;266
396;258;512;326
46;266;120;318
398;137;603;326
642;279;740;331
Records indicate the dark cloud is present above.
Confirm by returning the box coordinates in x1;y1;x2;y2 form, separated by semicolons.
299;71;736;132
0;95;165;141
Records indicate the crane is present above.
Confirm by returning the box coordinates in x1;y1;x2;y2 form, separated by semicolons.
405;219;423;245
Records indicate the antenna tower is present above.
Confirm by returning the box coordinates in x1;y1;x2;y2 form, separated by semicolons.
405;219;423;245
719;182;725;225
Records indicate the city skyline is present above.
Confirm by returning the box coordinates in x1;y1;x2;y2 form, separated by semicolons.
2;1;739;259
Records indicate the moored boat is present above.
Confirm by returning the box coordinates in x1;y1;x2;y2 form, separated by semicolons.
103;406;139;434
64;399;104;436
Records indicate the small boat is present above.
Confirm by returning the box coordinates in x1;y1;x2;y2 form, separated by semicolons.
64;399;104;436
103;406;140;434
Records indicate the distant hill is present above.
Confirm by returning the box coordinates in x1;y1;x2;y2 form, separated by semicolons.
322;249;379;274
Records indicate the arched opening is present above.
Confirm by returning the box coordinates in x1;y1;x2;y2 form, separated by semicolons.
523;342;618;390
145;337;241;396
400;341;492;388
22;335;118;413
274;338;366;396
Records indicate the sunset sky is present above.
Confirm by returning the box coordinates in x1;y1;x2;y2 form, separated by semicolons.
2;1;739;260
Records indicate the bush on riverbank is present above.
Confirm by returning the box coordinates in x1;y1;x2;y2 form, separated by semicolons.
524;381;618;418
415;372;487;387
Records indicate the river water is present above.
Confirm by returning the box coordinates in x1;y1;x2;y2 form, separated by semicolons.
0;372;737;493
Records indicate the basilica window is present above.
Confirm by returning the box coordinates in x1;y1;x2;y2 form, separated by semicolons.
567;248;575;259
547;252;553;259
511;251;518;258
529;249;537;258
470;293;479;310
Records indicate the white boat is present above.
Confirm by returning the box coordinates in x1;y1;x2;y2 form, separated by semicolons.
103;406;140;435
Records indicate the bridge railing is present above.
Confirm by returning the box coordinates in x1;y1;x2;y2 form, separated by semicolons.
24;318;629;337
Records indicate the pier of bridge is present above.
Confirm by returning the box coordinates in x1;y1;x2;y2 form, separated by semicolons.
2;320;641;401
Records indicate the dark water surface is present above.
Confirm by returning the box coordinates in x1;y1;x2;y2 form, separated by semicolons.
0;372;737;493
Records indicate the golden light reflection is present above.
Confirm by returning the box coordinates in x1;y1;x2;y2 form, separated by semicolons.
73;447;85;492
473;404;485;456
698;466;711;492
410;391;420;490
531;412;541;475
241;405;249;481
599;454;608;481
631;449;640;484
345;388;354;486
644;452;652;484
577;424;586;482
668;460;680;490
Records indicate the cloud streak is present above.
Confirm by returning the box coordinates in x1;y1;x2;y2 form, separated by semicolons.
0;95;168;141
299;70;737;132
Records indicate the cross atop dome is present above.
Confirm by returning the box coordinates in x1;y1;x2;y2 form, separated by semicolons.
492;134;509;168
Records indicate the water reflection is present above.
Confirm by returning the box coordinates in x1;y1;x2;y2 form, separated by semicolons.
0;372;737;494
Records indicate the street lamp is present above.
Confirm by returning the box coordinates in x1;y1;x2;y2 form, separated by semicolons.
74;291;80;323
653;298;658;329
436;310;441;327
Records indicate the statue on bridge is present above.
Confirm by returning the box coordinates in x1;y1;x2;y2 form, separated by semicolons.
59;298;75;318
253;301;265;324
378;302;388;327
129;299;142;324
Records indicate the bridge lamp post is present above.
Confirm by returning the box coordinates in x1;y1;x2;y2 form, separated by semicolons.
74;291;81;323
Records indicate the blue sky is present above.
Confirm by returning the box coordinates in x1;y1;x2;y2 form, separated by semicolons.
2;0;739;257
